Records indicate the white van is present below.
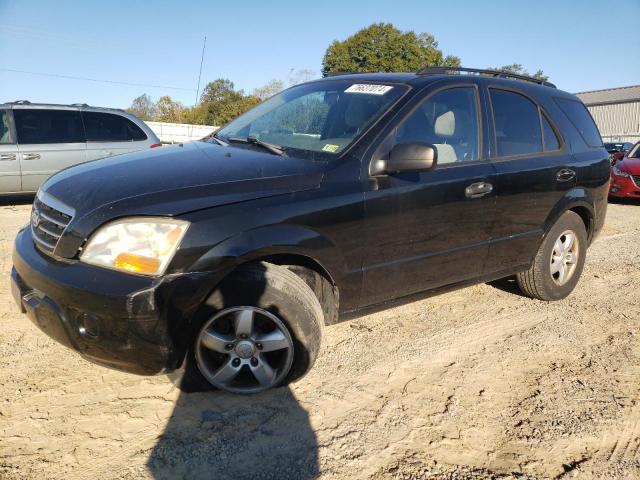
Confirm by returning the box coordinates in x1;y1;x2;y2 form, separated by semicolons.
0;101;161;194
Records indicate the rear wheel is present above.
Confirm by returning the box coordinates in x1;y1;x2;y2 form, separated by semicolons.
516;211;587;301
182;262;324;394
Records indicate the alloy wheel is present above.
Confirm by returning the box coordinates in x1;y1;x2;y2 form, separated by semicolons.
194;306;294;394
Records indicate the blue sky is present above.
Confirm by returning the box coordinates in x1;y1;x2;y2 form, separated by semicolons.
1;0;638;109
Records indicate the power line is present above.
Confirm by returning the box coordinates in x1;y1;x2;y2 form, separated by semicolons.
0;68;195;92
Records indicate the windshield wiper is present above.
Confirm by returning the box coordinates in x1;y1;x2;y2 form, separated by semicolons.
227;136;286;156
209;132;228;146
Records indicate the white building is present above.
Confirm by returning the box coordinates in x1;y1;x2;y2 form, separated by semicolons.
575;85;640;144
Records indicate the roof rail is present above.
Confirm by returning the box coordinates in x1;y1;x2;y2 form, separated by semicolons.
417;66;556;88
70;103;89;107
325;71;360;77
9;100;31;104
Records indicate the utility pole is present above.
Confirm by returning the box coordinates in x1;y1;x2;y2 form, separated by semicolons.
195;36;207;106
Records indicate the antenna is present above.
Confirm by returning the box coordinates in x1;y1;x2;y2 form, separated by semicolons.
195;36;207;106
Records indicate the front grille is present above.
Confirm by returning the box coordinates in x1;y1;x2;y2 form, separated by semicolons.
31;193;74;256
633;175;640;187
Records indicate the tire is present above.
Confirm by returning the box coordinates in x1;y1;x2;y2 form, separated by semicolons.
178;262;324;394
516;211;587;301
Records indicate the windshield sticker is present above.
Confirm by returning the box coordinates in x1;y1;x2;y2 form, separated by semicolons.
345;84;393;95
322;144;340;153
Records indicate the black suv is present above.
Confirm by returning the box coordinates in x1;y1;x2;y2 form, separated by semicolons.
12;67;609;394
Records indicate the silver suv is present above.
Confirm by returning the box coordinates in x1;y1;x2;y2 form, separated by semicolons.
0;101;161;194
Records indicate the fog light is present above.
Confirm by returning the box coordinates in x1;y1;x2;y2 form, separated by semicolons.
77;312;100;340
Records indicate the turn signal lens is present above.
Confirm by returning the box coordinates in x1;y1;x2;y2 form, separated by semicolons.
114;253;161;274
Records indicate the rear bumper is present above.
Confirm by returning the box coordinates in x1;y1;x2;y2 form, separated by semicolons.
609;174;640;198
12;227;217;375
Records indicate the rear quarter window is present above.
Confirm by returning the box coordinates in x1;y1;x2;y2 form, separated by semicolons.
554;98;602;147
83;112;147;142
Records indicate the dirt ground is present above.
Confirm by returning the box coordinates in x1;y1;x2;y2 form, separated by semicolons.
0;198;638;480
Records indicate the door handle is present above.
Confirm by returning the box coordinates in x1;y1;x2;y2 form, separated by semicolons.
465;181;493;199
556;168;576;182
0;154;16;161
22;153;41;161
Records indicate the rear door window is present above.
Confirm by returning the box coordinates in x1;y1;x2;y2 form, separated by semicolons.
14;109;85;144
82;112;147;142
554;97;602;147
0;110;14;144
490;89;542;156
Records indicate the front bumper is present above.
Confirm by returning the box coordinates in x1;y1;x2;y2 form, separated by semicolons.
609;174;640;198
12;227;217;375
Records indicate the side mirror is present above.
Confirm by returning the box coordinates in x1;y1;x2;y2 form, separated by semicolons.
371;142;438;176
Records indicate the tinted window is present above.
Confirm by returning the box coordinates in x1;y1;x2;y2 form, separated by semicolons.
555;98;602;147
542;114;560;151
14;109;84;144
393;87;479;164
83;112;147;142
0;110;13;144
490;89;542;156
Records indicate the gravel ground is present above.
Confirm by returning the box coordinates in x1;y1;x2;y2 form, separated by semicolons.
0;198;638;480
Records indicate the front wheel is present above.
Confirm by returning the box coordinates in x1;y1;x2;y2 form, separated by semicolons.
183;262;324;394
516;211;587;301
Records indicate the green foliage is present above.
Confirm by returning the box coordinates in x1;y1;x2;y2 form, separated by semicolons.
198;79;260;125
489;63;549;82
322;23;461;76
155;96;187;123
128;78;262;126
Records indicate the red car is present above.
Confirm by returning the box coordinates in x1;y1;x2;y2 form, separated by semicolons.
610;141;640;199
605;142;634;163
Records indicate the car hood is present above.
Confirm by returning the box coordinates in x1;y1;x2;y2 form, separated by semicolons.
41;142;325;256
619;157;640;174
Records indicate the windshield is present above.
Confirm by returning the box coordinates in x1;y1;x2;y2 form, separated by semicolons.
215;80;408;160
605;143;624;153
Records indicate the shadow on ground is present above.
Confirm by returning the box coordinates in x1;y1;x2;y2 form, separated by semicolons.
608;197;640;206
487;275;527;297
148;262;319;479
146;387;318;480
0;194;34;206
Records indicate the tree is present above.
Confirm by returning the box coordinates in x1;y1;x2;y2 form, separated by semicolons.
198;78;260;125
155;96;187;123
200;79;239;105
322;23;461;76
252;79;285;100
489;63;549;82
128;94;156;121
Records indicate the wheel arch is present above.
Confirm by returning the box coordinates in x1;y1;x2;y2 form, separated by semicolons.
189;224;344;325
543;188;596;244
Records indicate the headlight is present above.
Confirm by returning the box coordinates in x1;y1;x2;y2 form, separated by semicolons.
80;217;189;276
612;166;631;178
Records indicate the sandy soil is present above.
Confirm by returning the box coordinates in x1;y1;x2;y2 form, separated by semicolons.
0;198;638;480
